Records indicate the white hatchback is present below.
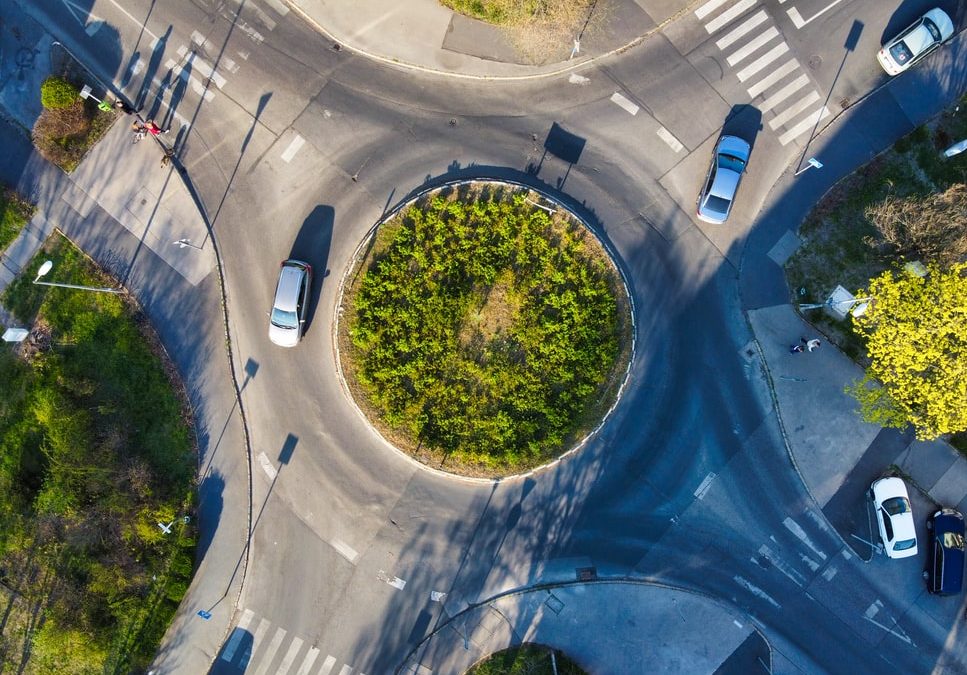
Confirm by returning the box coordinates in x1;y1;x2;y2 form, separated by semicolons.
877;8;954;76
872;477;918;559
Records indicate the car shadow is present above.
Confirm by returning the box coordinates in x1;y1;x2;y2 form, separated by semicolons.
721;104;763;150
288;204;334;338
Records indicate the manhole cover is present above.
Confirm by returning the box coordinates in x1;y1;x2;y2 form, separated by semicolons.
545;594;565;614
807;55;822;70
839;97;852;110
576;566;597;581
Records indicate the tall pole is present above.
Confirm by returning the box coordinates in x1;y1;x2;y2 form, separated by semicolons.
33;260;122;294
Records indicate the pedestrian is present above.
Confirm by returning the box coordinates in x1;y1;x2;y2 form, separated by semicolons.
113;99;136;115
131;121;147;143
806;338;821;352
789;344;804;354
145;119;169;136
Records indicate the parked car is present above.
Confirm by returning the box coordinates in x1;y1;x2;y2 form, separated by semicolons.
268;259;312;347
925;508;965;595
871;477;918;559
696;135;751;224
876;8;953;76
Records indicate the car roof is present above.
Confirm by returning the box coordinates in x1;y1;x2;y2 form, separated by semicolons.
873;476;908;500
710;169;740;199
902;23;939;56
274;263;306;312
717;135;751;161
924;8;954;39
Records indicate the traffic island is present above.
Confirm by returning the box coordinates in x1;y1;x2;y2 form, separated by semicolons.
337;181;633;478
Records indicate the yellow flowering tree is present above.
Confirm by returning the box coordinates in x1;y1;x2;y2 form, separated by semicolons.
847;263;967;439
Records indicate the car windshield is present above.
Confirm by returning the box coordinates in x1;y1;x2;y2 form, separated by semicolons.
889;41;914;64
718;154;746;173
882;496;910;515
894;538;917;551
923;18;940;41
943;531;966;550
271;307;298;329
704;195;731;214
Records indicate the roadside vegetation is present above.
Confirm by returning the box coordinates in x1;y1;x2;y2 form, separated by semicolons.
32;48;117;172
466;643;587;675
785;96;967;446
0;187;34;254
0;233;196;673
439;0;603;64
341;185;631;477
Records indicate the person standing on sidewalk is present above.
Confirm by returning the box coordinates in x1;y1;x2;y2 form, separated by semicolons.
145;119;169;136
790;343;804;353
805;338;821;352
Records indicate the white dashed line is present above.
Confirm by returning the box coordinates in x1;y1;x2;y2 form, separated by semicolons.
338;665;354;675
295;647;320;675
277;637;304;675
330;538;359;564
736;42;790;82
257;452;277;480
733;575;781;609
430;590;448;602
280;135;306;163
694;472;717;499
822;565;838;581
253;627;287;675
610;92;639;115
705;0;757;34
175;45;227;88
695;0;733;20
726;26;779;66
318;656;337;675
377;570;407;590
782;516;828;559
656;126;684;153
568;73;590;85
759;74;810;113
768;90;821;128
777;106;829;145
746;59;799;98
716;10;768;50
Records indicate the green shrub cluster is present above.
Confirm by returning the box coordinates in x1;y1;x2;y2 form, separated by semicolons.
40;76;79;110
348;189;623;469
0;235;196;673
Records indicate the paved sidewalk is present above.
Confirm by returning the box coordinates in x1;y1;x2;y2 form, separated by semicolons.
399;582;769;675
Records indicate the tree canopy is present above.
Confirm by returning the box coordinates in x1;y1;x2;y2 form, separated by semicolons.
848;263;967;439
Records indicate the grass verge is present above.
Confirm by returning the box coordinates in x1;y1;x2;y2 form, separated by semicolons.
0;187;34;254
467;643;587;675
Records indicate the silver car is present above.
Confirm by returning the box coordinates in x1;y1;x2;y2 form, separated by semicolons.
877;8;953;76
268;259;312;347
697;135;751;224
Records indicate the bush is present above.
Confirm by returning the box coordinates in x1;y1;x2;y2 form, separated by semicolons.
40;76;80;109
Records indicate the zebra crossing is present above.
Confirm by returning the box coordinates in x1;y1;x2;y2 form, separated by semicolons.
694;0;830;146
219;608;367;675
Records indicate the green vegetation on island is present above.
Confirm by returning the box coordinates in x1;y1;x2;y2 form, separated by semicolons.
342;186;631;476
0;187;34;254
0;233;196;673
466;643;588;675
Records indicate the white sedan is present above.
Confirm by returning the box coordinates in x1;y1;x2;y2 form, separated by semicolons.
877;8;954;76
872;477;918;559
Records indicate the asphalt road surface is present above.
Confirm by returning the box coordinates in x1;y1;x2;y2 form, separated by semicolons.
13;0;967;673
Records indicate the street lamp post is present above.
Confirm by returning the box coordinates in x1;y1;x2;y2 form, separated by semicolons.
33;260;123;294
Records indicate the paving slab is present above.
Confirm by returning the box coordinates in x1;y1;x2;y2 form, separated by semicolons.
896;439;958;494
930;461;967;510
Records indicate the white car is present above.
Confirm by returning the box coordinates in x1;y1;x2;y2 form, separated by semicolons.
696;135;751;224
877;8;953;76
872;477;918;559
268;259;312;347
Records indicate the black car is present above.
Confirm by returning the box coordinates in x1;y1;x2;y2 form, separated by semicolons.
925;508;965;595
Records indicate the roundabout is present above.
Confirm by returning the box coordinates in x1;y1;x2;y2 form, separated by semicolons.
336;181;634;478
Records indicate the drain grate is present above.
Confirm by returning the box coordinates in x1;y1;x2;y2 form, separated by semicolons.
576;566;597;581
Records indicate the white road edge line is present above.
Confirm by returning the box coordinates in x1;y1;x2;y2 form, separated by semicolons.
331;538;359;564
656;126;684;153
610;92;639;115
257;452;277;480
281;135;306;163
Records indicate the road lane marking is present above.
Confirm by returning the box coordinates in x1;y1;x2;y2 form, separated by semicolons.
431;590;448;602
798;552;819;571
695;0;732;20
164;59;216;102
787;0;845;29
220;609;255;662
694;472;717;499
610;92;639;115
782;516;828;559
704;0;757;34
263;0;291;15
822;565;837;581
295;647;320;675
733;620;744;628
746;59;798;97
277;636;304;675
319;655;337;675
756;544;805;587
759;75;809;113
377;569;407;590
253;627;287;675
568;73;590;85
338;666;353;675
175;45;227;88
103;0;159;40
768;90;820;128
243;618;271;669
736;42;789;82
257;451;277;480
330;538;358;563
716;10;768;50
281;135;306;163
778;106;830;145
656;126;684;153
726;26;779;66
733;575;781;608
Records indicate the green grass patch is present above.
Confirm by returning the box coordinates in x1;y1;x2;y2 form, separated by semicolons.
785;102;967;361
0;232;196;673
467;644;587;675
0;187;34;255
341;185;632;477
